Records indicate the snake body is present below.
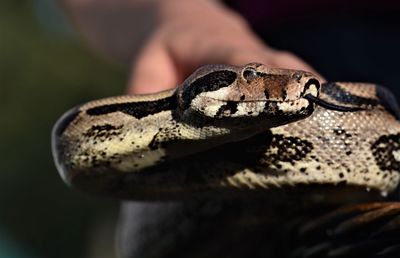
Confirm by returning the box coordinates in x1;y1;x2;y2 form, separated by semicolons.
52;63;400;201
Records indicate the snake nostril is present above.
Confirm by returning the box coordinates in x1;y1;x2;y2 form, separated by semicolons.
304;78;321;97
305;78;320;90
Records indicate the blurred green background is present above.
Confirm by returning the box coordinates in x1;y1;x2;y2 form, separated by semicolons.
1;1;126;257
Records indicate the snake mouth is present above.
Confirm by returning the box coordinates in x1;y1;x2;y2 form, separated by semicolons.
304;94;365;112
204;97;301;105
302;79;366;112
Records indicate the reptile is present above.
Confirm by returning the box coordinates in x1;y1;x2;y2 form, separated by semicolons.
51;63;400;257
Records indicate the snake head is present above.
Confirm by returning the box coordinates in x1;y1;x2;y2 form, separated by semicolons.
233;63;321;118
238;63;320;102
177;63;321;127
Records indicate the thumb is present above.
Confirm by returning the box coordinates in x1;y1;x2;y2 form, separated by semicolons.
127;38;180;94
269;50;325;80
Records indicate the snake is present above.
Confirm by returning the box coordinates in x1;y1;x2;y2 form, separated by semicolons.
52;62;400;200
52;63;400;257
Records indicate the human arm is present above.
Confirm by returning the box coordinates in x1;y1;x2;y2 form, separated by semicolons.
60;0;321;94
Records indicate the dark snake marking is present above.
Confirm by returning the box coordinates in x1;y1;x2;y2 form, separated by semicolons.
262;134;313;167
371;133;400;172
237;131;313;169
263;89;269;99
282;89;288;100
181;70;237;110
320;83;400;118
216;101;238;117
86;95;177;119
322;82;379;106
84;124;123;140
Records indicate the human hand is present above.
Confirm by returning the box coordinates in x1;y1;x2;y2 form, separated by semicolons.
128;0;321;94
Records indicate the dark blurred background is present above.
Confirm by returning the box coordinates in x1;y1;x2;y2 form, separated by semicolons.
1;1;124;257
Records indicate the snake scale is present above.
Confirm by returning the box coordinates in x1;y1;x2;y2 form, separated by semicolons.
52;63;400;201
52;63;400;257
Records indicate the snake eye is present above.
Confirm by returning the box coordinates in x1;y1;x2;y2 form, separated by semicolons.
242;67;258;81
293;72;302;82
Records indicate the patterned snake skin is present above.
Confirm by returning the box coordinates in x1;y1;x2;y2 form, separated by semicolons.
51;64;400;257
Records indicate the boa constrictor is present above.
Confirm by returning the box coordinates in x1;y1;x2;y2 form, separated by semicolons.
52;63;400;203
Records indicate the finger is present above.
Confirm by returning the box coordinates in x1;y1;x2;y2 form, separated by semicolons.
127;38;180;94
269;50;325;80
217;47;326;81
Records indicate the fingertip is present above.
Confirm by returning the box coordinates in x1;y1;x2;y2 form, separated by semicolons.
267;50;325;81
127;73;176;94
